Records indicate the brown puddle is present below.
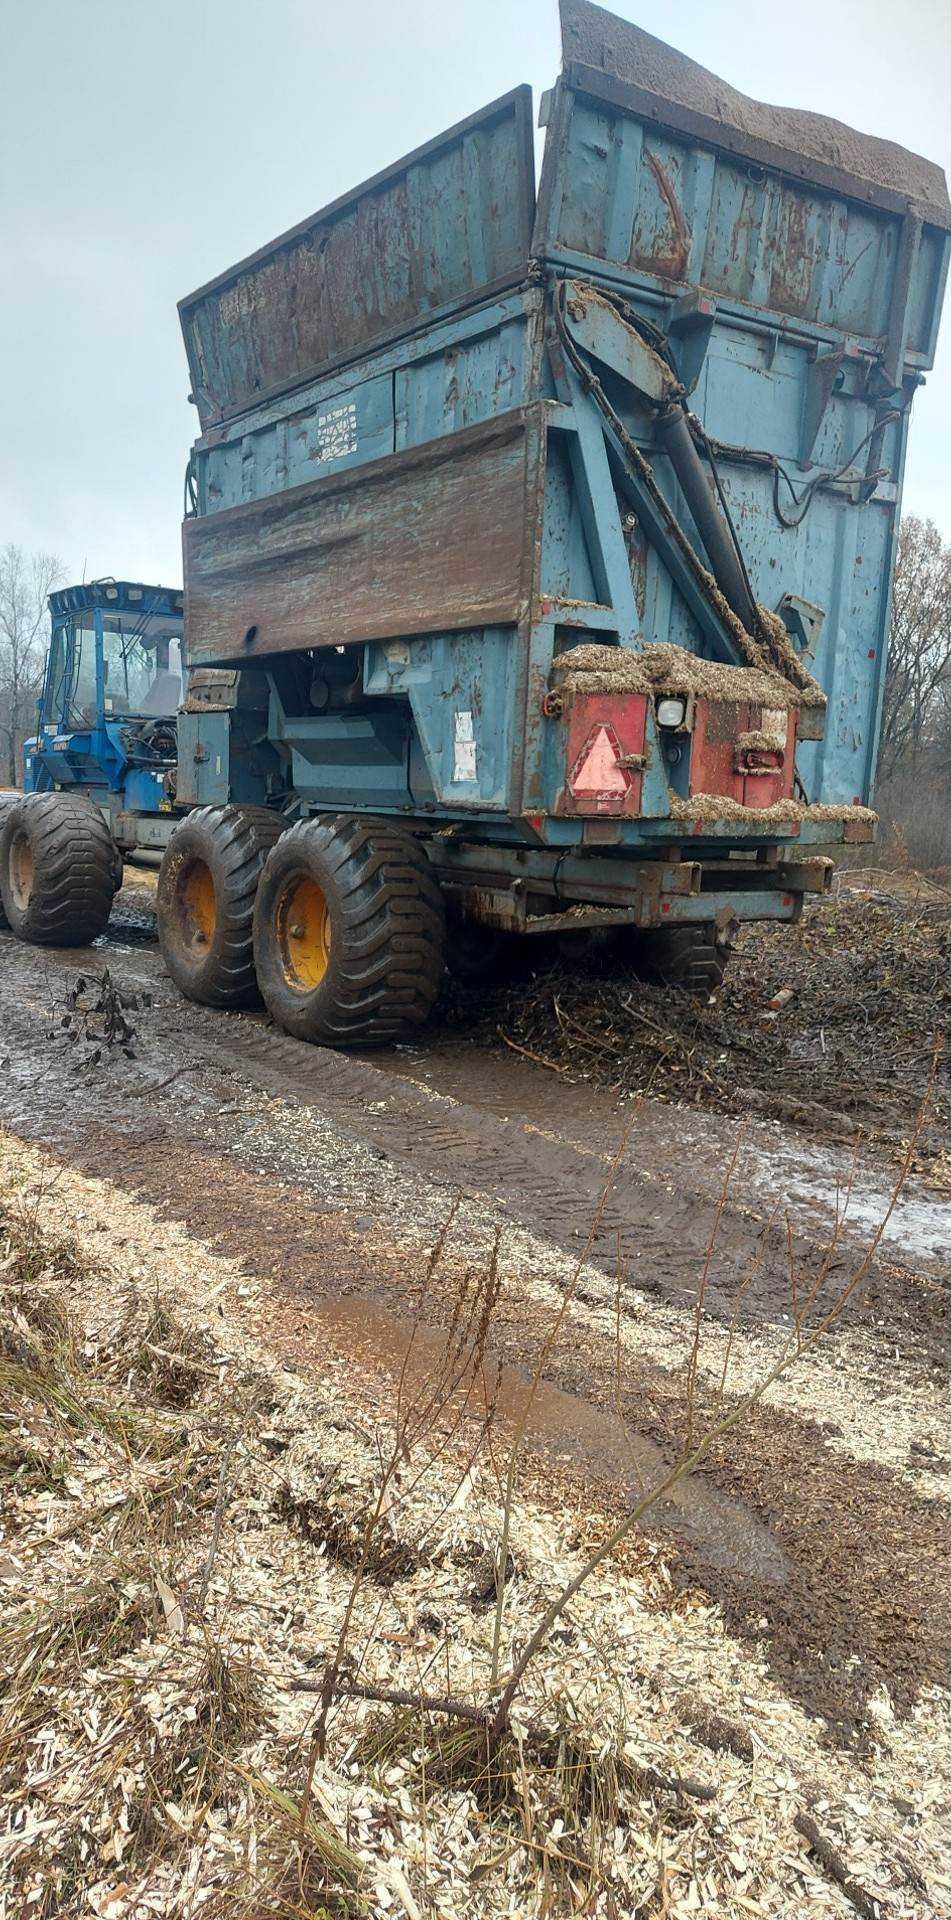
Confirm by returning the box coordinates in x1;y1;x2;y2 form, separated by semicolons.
375;1035;618;1140
317;1293;790;1586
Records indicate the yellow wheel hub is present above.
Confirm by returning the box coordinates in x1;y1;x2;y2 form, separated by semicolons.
180;858;217;949
278;874;331;991
9;831;35;912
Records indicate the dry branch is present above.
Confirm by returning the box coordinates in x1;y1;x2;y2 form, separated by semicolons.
291;1676;493;1727
795;1811;883;1920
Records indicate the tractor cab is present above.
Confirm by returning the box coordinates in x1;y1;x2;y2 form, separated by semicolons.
25;581;184;822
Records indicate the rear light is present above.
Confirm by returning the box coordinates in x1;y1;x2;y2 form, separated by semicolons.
656;696;687;729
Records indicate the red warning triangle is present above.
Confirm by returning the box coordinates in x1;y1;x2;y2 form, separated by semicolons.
571;724;629;796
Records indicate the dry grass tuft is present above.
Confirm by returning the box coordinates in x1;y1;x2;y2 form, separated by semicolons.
355;1704;516;1808
0;1427;69;1492
122;1639;270;1869
240;1772;367;1918
122;1295;218;1408
353;1700;650;1899
0;1566;153;1772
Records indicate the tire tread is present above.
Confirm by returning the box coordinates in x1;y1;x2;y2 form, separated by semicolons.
157;804;284;1009
0;793;120;946
255;815;445;1046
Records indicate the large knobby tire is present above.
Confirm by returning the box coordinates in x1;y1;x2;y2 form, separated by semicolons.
0;792;121;947
637;923;734;995
0;794;17;931
253;815;445;1046
157;804;285;1010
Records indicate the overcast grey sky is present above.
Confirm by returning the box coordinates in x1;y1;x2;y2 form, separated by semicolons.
2;0;949;589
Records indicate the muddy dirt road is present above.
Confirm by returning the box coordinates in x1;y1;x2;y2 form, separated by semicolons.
2;873;950;1917
0;870;948;1761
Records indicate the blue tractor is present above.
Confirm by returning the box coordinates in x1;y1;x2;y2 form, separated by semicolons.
0;582;182;947
26;581;183;819
0;579;280;976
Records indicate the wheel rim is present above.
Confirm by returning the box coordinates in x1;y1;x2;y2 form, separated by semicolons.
9;831;34;912
180;858;217;951
277;874;331;991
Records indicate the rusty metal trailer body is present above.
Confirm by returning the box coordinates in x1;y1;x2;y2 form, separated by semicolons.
172;2;948;963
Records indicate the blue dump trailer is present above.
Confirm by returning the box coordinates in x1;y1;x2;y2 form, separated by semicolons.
3;0;948;1042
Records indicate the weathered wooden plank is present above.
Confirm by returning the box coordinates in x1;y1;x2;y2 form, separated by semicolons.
183;410;543;665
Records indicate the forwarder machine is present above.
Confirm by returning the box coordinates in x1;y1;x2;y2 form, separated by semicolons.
1;577;278;952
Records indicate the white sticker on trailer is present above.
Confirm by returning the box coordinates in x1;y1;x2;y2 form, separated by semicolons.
453;710;477;783
316;401;358;462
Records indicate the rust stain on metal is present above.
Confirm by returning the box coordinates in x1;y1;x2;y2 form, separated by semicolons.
634;151;690;282
767;194;814;319
729;185;761;270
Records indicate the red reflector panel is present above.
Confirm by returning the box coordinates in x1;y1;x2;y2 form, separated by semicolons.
556;693;647;818
571;723;629;796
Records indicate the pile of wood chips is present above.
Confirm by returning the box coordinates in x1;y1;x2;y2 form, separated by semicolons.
1;1132;948;1919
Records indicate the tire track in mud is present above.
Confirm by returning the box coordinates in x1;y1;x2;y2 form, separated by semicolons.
0;914;946;1374
196;1017;797;1316
5;924;796;1328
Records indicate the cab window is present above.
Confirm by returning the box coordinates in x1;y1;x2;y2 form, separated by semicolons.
69;626;99;726
44;627;69;726
66;617;184;725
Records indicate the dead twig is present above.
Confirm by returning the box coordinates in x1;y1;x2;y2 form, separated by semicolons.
298;1198;502;1809
489;1120;637;1685
684;1132;742;1446
794;1811;883;1920
637;1762;716;1803
497;1029;564;1074
552;997;617;1054
130;1065;195;1099
196;1434;239;1612
290;1677;492;1727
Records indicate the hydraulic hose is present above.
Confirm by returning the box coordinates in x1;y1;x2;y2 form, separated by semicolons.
653;404;760;637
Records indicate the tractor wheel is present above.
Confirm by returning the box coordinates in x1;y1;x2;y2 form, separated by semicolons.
157;805;284;1010
253;815;445;1046
637;922;735;995
0;794;17;931
0;792;121;947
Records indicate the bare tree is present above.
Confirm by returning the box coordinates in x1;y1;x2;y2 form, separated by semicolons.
0;544;64;787
933;677;951;779
880;516;951;778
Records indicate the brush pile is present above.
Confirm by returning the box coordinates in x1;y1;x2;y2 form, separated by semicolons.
444;886;951;1178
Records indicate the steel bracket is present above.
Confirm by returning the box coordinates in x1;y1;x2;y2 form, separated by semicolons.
667;290;716;394
800;348;845;464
